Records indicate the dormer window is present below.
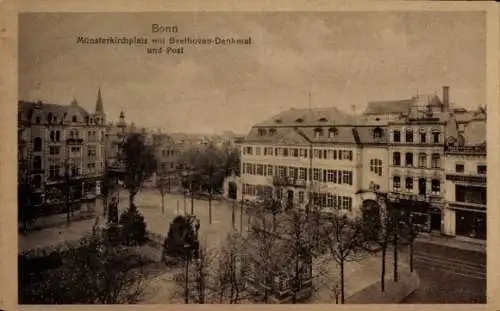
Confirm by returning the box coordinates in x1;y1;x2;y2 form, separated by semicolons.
258;128;267;136
328;127;338;138
373;127;383;139
295;118;304;123
314;128;324;138
72;115;78;123
47;113;53;124
275;119;282;124
35;116;41;124
319;117;328;122
269;128;277;136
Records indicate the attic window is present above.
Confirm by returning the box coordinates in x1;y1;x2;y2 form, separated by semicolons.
72;115;78;123
275;119;282;124
258;128;267;136
328;127;338;138
47;113;53;124
373;127;383;139
295;118;304;123
319;117;328;122
269;128;277;136
375;117;380;122
314;128;324;138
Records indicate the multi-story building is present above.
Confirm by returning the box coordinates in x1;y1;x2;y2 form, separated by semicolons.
18;89;107;212
152;132;183;190
443;114;486;239
229;86;487;239
105;110;128;170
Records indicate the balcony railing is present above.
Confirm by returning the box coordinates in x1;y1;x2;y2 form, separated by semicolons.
388;192;443;203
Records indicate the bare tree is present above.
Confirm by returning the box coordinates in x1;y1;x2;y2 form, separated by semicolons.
321;213;367;304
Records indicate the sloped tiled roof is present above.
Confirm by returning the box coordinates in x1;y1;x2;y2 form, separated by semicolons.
356;126;388;144
364;95;442;115
256;107;358;127
244;127;311;145
18;100;90;123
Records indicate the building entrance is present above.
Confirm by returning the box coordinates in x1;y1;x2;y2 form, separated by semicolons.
430;213;441;232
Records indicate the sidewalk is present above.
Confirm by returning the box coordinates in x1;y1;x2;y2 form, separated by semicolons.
415;233;486;254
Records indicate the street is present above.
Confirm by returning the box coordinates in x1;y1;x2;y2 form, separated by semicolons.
402;242;486;304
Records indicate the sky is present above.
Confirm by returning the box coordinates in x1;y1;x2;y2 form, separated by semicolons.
19;11;486;135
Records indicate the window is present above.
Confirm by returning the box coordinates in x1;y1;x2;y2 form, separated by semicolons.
370;159;382;176
33;156;42;170
35;116;41;124
33;137;42;152
72;115;78;123
267;165;274;176
49;165;60;178
56;131;60;141
279;166;287;178
50;131;55;142
393;176;401;190
348;150;353;161
313;168;321;181
299;168;307;180
293;148;299;157
431;153;441;169
328;127;338;138
269;128;277;136
432;130;440;144
47;113;53;124
405;152;413;167
256;164;264;176
418;153;427;168
373;127;383;139
326;169;335;182
258;128;267;136
393;130;401;142
298;191;304;204
245;146;253;155
342;171;350;185
255;147;261;156
418;178;426;195
477;165;487;175
431;179;440;195
314;128;324;138
283;148;288;157
393;152;401;166
405;177;413;191
406;128;414;143
420;132;426;143
32;175;42;188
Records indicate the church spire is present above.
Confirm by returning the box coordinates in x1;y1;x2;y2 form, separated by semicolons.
95;87;104;115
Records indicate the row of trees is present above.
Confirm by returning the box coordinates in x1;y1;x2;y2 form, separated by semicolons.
167;178;421;304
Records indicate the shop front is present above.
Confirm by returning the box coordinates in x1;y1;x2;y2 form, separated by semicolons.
455;209;486;240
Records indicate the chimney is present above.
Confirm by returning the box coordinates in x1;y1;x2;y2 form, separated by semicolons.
442;86;450;112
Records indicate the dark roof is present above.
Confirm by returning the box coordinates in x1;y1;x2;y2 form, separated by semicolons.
364;95;442;115
256;107;359;127
19;100;90;123
355;126;387;144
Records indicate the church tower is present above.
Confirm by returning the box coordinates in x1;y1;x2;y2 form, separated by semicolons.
95;88;106;126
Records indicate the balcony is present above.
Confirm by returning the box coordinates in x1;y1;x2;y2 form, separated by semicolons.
272;176;308;188
388;191;443;203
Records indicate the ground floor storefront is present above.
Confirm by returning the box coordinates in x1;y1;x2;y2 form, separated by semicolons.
444;207;486;240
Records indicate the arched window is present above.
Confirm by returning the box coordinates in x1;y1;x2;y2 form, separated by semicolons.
319;117;328;122
328;127;338;138
33;137;42;151
295;118;304;123
72;115;78;123
432;129;441;144
373;127;383;139
393;130;401;142
33;156;42;170
35;116;41;124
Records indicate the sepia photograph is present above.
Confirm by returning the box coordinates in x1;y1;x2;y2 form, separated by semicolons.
17;10;487;305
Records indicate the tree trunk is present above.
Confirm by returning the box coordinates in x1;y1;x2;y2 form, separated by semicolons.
190;185;195;215
393;229;399;282
410;236;414;273
161;192;165;213
185;258;190;304
381;243;386;292
340;259;345;304
209;185;212;225
129;190;137;208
